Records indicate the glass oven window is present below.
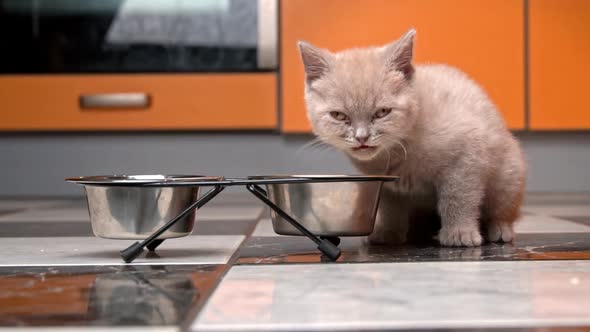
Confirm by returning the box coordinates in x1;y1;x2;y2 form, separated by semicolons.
0;0;274;73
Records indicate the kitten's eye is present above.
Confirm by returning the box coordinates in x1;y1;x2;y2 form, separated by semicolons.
373;108;392;119
330;111;349;122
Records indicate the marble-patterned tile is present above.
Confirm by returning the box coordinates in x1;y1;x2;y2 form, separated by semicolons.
515;214;590;233
0;328;177;331
560;216;590;227
0;235;244;266
250;218;280;237
0;264;223;328
522;206;590;218
0;219;257;238
193;260;590;331
253;213;590;238
236;233;590;265
0;205;263;223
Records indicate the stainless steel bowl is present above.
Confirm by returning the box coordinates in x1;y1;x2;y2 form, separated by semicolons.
66;175;223;239
251;175;390;237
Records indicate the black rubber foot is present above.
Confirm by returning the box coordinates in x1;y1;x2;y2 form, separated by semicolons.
120;242;144;263
317;239;341;261
146;239;164;252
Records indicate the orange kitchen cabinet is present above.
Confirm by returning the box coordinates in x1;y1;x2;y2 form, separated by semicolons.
529;0;590;130
281;0;525;132
0;73;277;131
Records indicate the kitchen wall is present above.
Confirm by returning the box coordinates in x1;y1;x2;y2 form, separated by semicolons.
1;1;589;196
1;132;589;197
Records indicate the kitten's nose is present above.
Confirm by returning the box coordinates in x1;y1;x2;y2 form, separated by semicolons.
355;135;369;145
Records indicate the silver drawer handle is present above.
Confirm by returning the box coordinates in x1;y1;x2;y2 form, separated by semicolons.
79;93;151;109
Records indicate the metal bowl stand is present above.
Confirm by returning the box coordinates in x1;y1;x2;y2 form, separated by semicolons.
114;177;394;263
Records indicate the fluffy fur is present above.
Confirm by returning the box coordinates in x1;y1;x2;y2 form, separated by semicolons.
298;29;527;247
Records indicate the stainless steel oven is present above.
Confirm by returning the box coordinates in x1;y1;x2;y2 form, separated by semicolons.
0;0;277;73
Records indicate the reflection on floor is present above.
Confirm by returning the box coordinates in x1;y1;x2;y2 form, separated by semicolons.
0;265;224;327
0;192;589;331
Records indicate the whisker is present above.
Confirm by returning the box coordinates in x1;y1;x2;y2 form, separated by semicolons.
299;138;323;149
395;140;408;160
380;136;408;161
297;135;344;155
384;149;391;174
297;138;327;153
382;148;392;174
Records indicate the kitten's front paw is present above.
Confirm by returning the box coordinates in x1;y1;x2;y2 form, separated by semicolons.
438;226;483;247
486;222;515;243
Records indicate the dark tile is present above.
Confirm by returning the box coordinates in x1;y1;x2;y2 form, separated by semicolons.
192;219;258;236
0;209;22;217
0;221;94;237
236;233;590;265
0;264;225;327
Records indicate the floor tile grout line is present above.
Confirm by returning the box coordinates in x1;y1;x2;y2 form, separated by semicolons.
179;207;269;332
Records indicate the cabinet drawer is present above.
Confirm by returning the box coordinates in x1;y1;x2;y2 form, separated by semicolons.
0;73;277;131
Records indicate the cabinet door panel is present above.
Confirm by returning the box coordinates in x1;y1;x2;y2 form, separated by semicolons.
281;0;525;132
529;0;590;130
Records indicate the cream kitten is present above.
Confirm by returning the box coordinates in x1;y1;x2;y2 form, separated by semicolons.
298;29;527;247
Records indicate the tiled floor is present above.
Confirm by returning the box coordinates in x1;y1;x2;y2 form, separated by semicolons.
0;236;245;266
0;265;224;328
0;193;589;331
194;261;590;331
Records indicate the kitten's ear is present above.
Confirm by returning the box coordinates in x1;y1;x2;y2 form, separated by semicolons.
382;28;416;79
298;41;331;84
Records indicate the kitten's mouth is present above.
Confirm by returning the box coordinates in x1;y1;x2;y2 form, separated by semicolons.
352;145;377;151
